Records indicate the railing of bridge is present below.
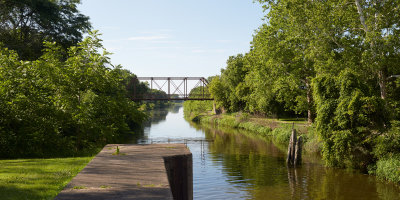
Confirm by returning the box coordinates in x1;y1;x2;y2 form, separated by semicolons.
131;77;213;101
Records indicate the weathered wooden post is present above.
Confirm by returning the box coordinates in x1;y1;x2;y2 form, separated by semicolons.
287;128;303;167
286;129;297;166
294;136;303;166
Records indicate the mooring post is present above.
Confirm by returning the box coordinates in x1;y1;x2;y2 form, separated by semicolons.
286;129;297;166
287;128;302;167
294;135;303;166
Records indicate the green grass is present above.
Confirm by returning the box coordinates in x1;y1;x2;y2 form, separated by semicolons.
0;157;93;200
195;113;309;143
375;155;400;183
72;186;87;190
187;111;322;154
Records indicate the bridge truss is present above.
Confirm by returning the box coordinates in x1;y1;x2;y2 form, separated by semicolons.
132;77;213;101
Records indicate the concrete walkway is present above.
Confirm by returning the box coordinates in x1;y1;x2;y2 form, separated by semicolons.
55;144;192;200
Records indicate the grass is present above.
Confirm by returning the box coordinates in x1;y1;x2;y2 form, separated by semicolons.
135;182;165;188
111;146;126;156
375;155;400;183
72;186;87;190
0;156;93;200
197;113;309;142
187;111;322;154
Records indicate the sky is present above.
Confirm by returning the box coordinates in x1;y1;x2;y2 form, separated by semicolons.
78;0;265;78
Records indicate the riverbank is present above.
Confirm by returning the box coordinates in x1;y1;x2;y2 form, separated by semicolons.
185;107;400;185
0;156;93;199
188;112;321;155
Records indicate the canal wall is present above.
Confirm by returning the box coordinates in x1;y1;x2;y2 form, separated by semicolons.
55;144;192;200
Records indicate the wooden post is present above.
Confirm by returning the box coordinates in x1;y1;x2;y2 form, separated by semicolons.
294;136;303;166
287;129;302;167
286;129;297;166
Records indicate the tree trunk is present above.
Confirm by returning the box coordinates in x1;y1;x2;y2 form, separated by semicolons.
306;80;313;123
355;0;387;100
378;70;387;99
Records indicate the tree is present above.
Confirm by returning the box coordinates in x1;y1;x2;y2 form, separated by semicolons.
0;31;146;158
208;54;249;112
0;0;91;60
249;1;319;122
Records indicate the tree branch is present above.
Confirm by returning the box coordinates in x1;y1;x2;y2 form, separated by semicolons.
355;0;369;33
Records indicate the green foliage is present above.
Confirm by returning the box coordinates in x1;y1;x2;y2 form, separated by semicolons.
191;112;308;147
208;55;249;112
313;69;388;169
208;76;229;109
375;155;400;184
373;122;400;159
183;100;213;119
0;31;146;158
205;0;400;173
270;125;293;144
0;0;91;60
236;112;249;122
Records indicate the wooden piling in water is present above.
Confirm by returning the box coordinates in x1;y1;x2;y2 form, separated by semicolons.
286;129;297;165
287;129;302;167
294;136;302;166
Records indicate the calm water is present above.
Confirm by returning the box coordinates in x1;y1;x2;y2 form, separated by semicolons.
133;105;400;200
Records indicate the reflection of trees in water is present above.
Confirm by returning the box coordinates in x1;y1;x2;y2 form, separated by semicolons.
190;122;400;200
168;101;183;113
204;127;288;189
144;103;183;127
129;103;183;143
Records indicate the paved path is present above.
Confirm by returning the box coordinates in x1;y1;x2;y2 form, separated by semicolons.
56;144;191;200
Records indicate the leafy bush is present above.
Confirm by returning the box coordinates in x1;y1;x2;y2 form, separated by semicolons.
313;69;388;169
236;112;249;122
0;32;145;158
375;155;400;183
183;100;213;119
373;123;400;159
271;125;292;144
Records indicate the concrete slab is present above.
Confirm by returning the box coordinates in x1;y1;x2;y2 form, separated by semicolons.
55;144;192;200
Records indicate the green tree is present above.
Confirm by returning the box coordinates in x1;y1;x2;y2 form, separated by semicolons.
0;31;145;158
0;0;91;60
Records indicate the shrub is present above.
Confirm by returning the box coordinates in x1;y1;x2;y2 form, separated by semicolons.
313;69;388;169
271;125;292;144
375;155;400;183
0;32;146;158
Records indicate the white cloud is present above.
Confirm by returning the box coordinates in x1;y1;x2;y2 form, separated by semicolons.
149;40;180;44
192;49;206;53
128;35;168;41
216;40;231;43
213;49;227;53
138;29;174;34
133;46;185;51
101;26;120;30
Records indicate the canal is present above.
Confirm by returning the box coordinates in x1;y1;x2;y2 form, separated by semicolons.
133;104;400;200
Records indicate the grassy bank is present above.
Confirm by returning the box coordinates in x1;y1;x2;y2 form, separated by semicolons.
0;156;93;200
186;109;400;185
188;111;321;154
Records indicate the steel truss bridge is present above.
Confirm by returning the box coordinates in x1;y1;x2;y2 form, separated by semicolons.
132;77;213;101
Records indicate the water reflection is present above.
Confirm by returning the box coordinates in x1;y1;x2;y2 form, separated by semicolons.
133;105;400;200
194;125;400;200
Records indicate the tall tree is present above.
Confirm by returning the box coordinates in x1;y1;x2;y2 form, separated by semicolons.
0;0;91;60
253;0;319;122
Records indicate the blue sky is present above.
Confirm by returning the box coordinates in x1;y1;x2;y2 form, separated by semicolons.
78;0;264;78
